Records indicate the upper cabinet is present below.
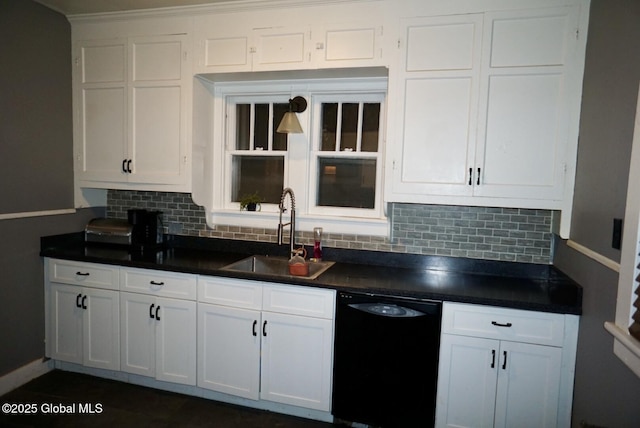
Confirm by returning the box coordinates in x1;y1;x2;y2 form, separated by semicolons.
386;5;586;219
73;33;191;191
193;5;386;74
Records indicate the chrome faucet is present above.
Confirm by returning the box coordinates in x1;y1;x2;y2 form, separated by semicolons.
277;187;297;256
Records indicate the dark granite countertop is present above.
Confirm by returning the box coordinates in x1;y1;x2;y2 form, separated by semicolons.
40;233;582;315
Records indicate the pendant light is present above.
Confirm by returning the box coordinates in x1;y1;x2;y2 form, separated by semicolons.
276;96;307;134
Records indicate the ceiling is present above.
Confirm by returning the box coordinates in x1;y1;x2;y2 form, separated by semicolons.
34;0;240;15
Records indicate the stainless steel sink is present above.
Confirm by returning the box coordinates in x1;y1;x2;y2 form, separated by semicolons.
221;255;335;280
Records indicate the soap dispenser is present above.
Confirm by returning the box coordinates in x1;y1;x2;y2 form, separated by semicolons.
312;227;323;261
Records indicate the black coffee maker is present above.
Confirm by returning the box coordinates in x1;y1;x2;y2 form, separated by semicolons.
127;209;164;249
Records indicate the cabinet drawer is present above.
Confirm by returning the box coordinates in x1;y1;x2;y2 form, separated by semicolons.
48;259;119;290
120;267;196;300
263;283;335;320
442;302;565;347
198;275;262;309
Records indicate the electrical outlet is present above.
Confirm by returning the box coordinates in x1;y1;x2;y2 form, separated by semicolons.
612;218;623;250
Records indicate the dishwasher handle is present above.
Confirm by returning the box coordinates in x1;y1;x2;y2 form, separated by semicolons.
348;303;427;318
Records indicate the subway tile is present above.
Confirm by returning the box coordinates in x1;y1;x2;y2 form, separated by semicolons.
106;191;553;265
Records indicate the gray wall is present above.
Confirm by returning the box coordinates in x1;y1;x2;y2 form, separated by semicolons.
0;0;105;377
0;0;74;215
554;0;640;426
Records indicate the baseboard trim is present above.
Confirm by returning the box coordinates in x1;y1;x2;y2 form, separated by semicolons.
0;359;53;396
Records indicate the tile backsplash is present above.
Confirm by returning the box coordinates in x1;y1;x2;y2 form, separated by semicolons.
107;190;553;264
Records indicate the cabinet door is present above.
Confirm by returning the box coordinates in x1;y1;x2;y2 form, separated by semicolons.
197;303;261;399
194;14;252;73
494;341;562;428
474;7;578;201
155;297;196;385
315;22;382;68
260;312;333;411
49;284;84;364
391;15;483;198
252;26;310;71
120;292;156;377
74;39;127;183
128;35;189;186
435;334;498;428
83;288;120;370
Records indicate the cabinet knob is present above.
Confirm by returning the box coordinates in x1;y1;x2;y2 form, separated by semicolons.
155;305;161;321
81;295;87;309
76;293;83;308
263;320;267;337
253;320;258;337
149;303;155;319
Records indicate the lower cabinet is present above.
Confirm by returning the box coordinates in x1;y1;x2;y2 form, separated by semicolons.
435;302;577;428
120;292;197;385
49;283;120;370
46;259;120;371
197;276;335;412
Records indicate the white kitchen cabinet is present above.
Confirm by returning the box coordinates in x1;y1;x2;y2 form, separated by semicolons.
193;6;385;74
260;309;334;411
198;302;262;399
120;268;197;386
388;6;585;209
435;302;574;428
313;21;384;69
390;14;483;198
197;276;335;412
46;259;120;371
194;13;310;73
74;34;191;191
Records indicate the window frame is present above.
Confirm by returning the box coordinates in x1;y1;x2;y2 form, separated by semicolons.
224;94;291;211
209;77;389;236
308;93;386;219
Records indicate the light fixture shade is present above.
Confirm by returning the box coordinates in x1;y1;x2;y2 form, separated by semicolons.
276;112;304;134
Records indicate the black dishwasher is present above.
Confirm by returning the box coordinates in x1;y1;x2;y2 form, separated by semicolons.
332;291;442;427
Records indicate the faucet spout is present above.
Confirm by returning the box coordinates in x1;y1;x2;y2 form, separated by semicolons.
277;188;297;256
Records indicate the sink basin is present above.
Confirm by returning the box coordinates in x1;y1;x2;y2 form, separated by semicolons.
222;255;335;280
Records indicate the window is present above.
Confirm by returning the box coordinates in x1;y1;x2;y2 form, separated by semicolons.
212;77;388;235
227;98;289;205
309;94;384;217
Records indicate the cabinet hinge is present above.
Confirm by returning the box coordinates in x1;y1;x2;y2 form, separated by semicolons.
575;28;579;40
397;39;401;49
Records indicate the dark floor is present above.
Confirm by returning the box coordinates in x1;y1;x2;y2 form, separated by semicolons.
0;370;339;427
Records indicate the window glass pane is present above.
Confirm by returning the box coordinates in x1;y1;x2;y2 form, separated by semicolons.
254;104;269;150
340;103;359;151
321;103;338;151
361;103;380;152
232;156;284;204
317;157;376;208
236;104;250;150
273;103;289;151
